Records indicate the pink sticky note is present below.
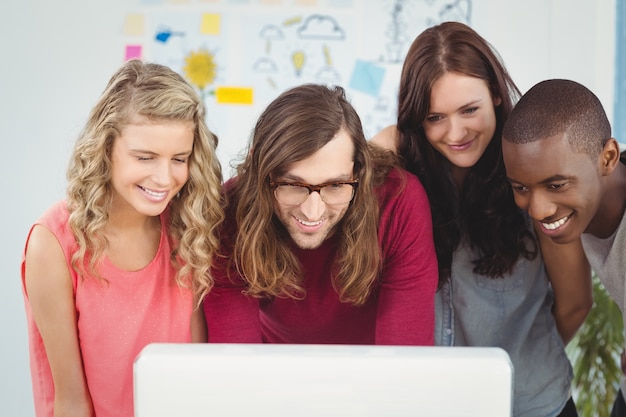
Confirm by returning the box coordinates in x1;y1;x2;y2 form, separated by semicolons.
125;45;143;60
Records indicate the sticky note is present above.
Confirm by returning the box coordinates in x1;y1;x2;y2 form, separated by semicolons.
200;13;221;35
348;59;385;97
215;87;254;105
124;14;145;36
125;45;143;60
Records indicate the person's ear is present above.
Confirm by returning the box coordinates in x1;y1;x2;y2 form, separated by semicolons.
599;137;620;176
493;96;502;107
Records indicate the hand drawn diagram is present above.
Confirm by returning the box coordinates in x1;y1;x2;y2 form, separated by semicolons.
133;0;472;165
248;13;350;102
356;0;472;136
243;0;470;137
378;0;472;64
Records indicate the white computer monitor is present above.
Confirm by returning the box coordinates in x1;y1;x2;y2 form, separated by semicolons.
134;343;513;417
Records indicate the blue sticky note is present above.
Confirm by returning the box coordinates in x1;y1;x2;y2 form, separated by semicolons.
349;60;385;97
155;30;172;42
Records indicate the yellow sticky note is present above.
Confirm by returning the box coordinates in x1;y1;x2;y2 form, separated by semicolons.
124;14;145;36
216;87;254;105
201;13;220;35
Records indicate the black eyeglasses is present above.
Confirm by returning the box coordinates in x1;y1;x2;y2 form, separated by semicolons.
269;180;359;206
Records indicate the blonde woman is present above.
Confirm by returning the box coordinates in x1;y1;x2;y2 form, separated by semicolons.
21;59;223;417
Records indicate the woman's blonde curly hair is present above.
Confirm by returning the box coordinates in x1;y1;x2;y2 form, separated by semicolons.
65;59;223;305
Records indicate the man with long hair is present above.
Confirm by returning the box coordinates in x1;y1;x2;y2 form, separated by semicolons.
200;84;438;344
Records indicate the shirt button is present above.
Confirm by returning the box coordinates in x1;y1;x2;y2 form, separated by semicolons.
445;328;452;335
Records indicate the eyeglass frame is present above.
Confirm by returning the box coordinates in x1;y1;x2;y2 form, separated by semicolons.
269;179;359;206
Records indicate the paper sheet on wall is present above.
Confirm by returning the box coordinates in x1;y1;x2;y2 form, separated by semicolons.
123;0;472;175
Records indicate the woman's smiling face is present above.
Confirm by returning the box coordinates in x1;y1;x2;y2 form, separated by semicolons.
422;72;500;182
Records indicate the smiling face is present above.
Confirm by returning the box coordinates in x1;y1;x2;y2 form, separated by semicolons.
422;72;500;182
272;128;355;250
503;132;604;244
110;117;194;219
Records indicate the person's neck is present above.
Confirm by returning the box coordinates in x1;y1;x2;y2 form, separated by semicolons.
586;162;626;238
450;165;468;191
106;205;161;237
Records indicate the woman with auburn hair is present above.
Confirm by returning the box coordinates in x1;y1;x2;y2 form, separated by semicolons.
372;22;591;416
21;59;223;417
202;83;438;345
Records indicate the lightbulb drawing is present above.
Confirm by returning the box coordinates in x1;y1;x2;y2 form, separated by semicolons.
292;50;305;76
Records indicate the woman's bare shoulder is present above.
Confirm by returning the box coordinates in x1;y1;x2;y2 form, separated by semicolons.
369;125;400;153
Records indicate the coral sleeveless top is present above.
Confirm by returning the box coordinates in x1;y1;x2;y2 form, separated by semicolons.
21;201;193;417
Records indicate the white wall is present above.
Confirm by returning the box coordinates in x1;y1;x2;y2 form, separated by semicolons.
1;2;130;415
0;1;616;415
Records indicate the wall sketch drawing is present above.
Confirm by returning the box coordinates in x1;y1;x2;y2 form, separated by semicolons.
297;15;346;40
379;0;472;63
439;0;472;24
129;0;473;164
383;0;410;63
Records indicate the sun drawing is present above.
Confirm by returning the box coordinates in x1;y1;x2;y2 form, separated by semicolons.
183;49;217;92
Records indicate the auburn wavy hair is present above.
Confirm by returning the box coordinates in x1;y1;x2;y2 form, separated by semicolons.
65;59;224;303
396;22;537;286
228;84;393;305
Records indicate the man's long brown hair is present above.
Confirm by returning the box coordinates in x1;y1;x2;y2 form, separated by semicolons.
228;84;391;305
